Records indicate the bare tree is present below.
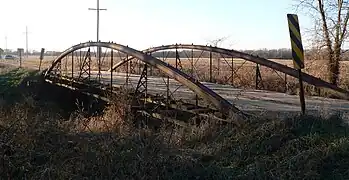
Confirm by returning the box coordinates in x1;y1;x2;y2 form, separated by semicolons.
206;36;230;47
296;0;349;85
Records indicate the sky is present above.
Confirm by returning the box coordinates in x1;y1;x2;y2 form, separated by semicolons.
0;0;313;52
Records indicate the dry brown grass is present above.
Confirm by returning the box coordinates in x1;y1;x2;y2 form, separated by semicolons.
1;67;349;179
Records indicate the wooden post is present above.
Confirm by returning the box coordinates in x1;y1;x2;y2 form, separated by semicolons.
39;48;45;71
19;49;22;68
298;69;305;114
17;48;24;68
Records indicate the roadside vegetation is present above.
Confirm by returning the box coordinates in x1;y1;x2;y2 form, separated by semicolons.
0;66;348;179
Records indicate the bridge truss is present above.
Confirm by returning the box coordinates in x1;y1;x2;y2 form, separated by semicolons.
44;42;349;125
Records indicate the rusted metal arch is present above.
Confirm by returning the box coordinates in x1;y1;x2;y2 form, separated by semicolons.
109;44;349;99
44;42;246;118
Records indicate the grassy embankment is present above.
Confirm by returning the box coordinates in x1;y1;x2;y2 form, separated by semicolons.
0;65;349;179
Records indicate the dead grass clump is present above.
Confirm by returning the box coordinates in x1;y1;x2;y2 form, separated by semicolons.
2;95;349;179
61;90;134;135
208;114;349;179
0;100;230;179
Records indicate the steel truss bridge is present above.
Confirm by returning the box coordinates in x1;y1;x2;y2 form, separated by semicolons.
43;42;349;124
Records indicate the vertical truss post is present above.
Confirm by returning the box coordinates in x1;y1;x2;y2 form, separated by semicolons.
110;50;113;94
191;45;199;107
166;75;170;110
59;60;62;75
79;49;82;68
162;50;166;75
191;45;194;77
126;53;129;87
217;55;220;77
98;47;102;83
71;52;74;80
144;64;148;104
231;56;234;86
195;79;199;107
57;61;62;76
129;61;132;74
65;56;68;76
284;73;287;93
209;47;212;82
129;59;134;74
175;45;178;69
162;49;170;108
149;52;153;76
132;60;135;74
143;63;148;126
88;49;91;83
138;60;142;75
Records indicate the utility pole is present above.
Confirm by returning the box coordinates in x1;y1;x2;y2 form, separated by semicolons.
26;26;28;58
88;0;107;61
4;36;7;53
22;26;30;58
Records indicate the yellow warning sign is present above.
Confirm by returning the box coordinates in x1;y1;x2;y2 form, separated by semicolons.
287;14;304;69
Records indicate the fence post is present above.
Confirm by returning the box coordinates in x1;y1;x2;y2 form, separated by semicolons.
39;48;45;71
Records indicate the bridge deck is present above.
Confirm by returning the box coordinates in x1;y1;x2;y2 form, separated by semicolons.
1;58;347;118
68;70;349;117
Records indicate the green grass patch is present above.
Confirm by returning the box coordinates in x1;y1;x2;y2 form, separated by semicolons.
0;68;40;103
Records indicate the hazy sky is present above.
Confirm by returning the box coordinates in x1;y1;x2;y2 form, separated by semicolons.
0;0;312;52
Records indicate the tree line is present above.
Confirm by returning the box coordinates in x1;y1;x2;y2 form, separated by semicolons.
151;48;293;59
2;48;294;59
3;46;349;62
